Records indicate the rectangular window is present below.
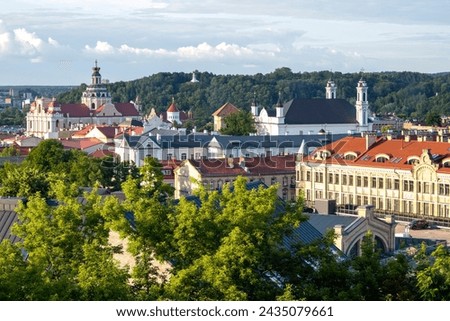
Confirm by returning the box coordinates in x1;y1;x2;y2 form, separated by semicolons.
181;153;187;160
363;177;368;187
342;174;347;185
334;174;339;184
357;196;362;206
356;176;361;187
306;171;311;181
349;175;354;186
378;177;384;189
386;178;392;190
328;173;333;184
371;177;377;188
403;180;409;191
394;179;399;190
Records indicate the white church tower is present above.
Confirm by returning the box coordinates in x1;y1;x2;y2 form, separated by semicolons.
166;97;181;124
355;78;369;130
250;92;259;116
81;60;112;110
325;79;337;99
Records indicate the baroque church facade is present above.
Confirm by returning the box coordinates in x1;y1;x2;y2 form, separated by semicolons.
252;79;371;135
26;62;141;138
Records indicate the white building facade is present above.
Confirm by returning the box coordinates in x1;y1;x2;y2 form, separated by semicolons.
26;61;141;138
253;79;371;136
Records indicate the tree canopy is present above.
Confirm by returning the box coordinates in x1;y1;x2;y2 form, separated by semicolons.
54;69;450;131
220;110;257;136
2;155;450;300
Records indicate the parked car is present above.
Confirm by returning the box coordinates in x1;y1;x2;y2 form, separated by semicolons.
408;219;429;230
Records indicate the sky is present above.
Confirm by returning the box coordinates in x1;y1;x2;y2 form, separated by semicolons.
1;0;450;85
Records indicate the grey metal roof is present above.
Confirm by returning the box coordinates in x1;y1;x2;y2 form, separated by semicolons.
305;213;359;235
0;210;20;243
209;134;346;151
283;220;324;249
283;98;358;125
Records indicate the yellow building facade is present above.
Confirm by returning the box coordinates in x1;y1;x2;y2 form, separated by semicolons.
296;135;450;224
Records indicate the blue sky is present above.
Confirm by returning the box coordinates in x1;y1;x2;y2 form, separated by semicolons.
1;0;450;85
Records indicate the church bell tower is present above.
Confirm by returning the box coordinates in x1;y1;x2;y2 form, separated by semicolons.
81;60;112;110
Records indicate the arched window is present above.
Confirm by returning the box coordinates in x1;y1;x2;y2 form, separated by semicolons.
442;158;450;167
407;156;420;165
344;151;358;160
375;153;390;163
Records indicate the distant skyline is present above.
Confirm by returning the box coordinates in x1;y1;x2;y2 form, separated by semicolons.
1;0;450;85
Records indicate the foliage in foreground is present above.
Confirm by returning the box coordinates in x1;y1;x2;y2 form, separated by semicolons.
1;157;450;300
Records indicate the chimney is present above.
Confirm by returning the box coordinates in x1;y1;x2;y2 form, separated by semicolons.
227;157;234;168
357;205;375;219
333;225;344;252
385;214;395;225
365;134;377;150
239;156;245;168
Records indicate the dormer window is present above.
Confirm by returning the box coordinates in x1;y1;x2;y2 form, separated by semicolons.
374;153;390;163
407;156;420;165
442;158;450;168
344;151;358;160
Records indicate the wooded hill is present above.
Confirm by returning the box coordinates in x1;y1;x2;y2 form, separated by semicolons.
58;68;450;130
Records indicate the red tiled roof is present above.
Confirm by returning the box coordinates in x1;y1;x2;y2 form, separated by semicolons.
60;104;92;117
90;149;117;158
189;155;296;177
306;136;450;173
72;124;96;137
167;102;179;112
60;138;103;150
95;126;121;138
112;103;140;117
212;102;240;117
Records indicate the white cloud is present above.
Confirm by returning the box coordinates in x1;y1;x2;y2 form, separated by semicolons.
84;41;115;54
48;37;59;46
0;32;10;53
30;56;43;63
177;42;254;59
88;41;276;61
118;44;158;56
14;28;43;55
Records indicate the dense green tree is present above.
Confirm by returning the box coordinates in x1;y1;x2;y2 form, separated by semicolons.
416;245;450;300
282;230;353;300
111;157;175;300
220;110;257;136
424;110;442;126
8;181;130;300
0;146;20;157
99;156;139;191
0;140;110;197
25;139;70;172
163;177;305;300
0;163;50;197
